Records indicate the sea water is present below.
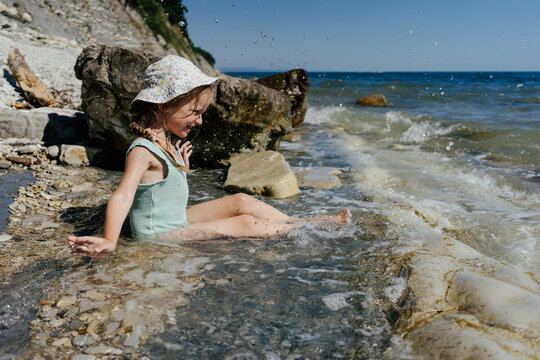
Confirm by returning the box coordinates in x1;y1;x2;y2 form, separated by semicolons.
232;71;540;270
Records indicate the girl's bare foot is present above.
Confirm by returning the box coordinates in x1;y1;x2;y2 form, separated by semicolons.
291;209;352;226
328;209;352;223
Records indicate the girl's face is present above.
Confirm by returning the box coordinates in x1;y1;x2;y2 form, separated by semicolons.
162;90;213;138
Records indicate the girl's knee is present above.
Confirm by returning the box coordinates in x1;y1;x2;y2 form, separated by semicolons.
231;193;255;210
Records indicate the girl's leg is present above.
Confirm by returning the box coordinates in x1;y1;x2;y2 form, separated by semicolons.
185;214;296;238
187;193;291;224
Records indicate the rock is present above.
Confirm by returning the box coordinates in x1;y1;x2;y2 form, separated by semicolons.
83;345;123;355
21;12;32;23
6;156;31;166
16;144;39;154
52;180;69;190
47;145;59;158
59;145;89;166
223;151;299;198
79;299;106;313
75;45;295;168
0;234;12;242
356;94;388;107
51;337;72;347
295;167;342;189
72;335;97;347
0;160;11;169
395;237;540;359
0;1;18;18
74;45;161;167
0;107;88;145
56;295;77;309
7;48;58;107
72;355;96;360
257;69;309;127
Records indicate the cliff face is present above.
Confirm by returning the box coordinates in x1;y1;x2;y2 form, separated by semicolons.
0;0;217;75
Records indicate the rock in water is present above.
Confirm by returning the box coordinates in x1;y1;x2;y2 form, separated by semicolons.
257;69;309;127
356;94;388;107
7;48;58;108
223;151;299;198
295;167;342;189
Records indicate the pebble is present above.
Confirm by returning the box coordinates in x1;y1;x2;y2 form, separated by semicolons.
72;355;96;360
56;295;77;309
53;180;70;190
72;334;97;347
47;145;60;158
49;319;63;327
17;145;39;154
83;345;123;355
51;337;72;347
0;160;11;169
0;234;12;242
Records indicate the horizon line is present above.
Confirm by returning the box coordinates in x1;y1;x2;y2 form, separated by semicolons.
220;68;540;73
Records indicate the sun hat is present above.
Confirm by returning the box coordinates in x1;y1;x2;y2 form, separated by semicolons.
133;55;217;104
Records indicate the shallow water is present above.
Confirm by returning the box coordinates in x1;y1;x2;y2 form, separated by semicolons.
0;170;34;232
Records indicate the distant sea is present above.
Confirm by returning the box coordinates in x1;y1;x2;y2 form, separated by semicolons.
229;71;540;270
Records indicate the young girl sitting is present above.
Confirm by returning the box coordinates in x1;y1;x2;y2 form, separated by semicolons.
68;56;350;257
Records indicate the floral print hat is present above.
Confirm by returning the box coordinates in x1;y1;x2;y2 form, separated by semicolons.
133;55;217;104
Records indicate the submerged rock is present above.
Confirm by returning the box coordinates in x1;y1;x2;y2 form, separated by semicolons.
223;151;299;198
295;167;342;190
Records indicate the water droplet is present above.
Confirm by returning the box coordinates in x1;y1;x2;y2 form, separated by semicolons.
409;29;413;35
434;41;439;46
215;19;220;23
179;21;185;27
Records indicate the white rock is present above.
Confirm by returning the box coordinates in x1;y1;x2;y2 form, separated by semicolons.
21;12;32;23
59;145;89;166
0;234;12;242
223;151;299;198
47;145;59;158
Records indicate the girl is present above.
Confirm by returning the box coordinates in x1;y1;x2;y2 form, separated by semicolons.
68;56;350;257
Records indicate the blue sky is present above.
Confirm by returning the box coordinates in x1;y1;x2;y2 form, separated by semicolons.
183;0;540;72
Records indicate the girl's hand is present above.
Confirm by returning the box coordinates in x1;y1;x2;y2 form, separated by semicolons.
67;235;116;258
177;140;193;169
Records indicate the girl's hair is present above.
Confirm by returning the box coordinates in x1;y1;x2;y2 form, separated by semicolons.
130;83;217;173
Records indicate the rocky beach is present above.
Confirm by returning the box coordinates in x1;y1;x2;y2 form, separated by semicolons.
1;1;540;359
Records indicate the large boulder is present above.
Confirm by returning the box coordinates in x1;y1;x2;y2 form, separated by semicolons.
256;69;309;127
74;45;160;168
75;45;295;168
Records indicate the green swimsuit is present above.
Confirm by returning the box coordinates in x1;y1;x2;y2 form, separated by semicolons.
127;138;189;238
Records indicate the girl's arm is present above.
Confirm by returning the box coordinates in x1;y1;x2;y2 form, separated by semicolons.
67;147;153;257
